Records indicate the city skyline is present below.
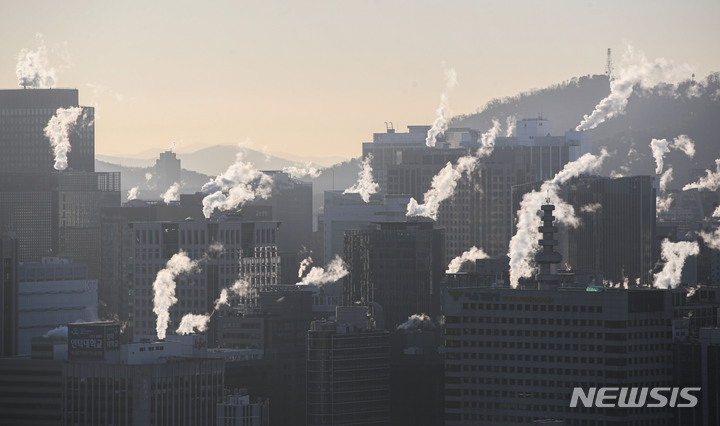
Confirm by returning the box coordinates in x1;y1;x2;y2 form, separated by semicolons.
1;0;719;161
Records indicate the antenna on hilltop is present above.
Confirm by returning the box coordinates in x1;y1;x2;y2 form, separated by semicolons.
605;48;614;80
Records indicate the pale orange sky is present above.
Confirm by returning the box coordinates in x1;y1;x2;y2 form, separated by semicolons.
2;0;719;161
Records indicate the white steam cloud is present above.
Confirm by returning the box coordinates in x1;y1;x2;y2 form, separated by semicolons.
650;135;695;175
298;256;313;278
508;150;609;288
44;107;83;170
127;186;139;201
343;154;379;203
653;240;699;289
576;46;693;131
397;313;435;331
713;206;720;218
446;247;489;273
297;255;348;287
580;203;603;213
145;172;153;182
283;163;321;179
659;168;673;193
153;251;198;340
698;227;720;251
505;115;517;137
425;68;458;147
161;182;180;204
201;149;274;218
407;120;501;219
176;314;211;335
657;195;674;213
683;159;720;191
44;325;68;339
16;34;56;88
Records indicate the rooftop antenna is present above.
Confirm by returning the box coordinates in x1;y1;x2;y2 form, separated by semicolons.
605;48;614;80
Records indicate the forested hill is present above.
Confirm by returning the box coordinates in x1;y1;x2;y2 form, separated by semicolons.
451;73;720;189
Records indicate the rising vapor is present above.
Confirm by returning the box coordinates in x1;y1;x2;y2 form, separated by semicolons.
446;247;489;273
176;314;211;335
508;150;609;288
698;227;720;251
580;203;603;213
127;186;139;201
683;159;720;191
653;240;699;289
343;154;379;203
44;107;83;170
650;135;695;175
298;256;313;278
297;255;348;286
505;115;517;137
201;149;274;218
713;206;720;218
407;120;501;219
425;67;458;147
659;168;673;193
576;47;693;131
153;251;198;340
283;163;321;179
161;182;180;204
397;313;435;331
16;34;56;88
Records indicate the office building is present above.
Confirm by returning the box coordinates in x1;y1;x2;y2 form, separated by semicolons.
17;257;97;355
154;149;182;191
0;238;19;357
344;220;445;328
217;394;270;426
0;89;94;173
306;307;391;426
362;118;590;262
119;218;279;342
566;175;656;286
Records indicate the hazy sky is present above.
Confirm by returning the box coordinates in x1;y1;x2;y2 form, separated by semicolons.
1;0;719;162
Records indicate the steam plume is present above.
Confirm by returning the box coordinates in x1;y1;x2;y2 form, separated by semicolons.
425;68;458;147
657;195;674;213
576;47;693;131
16;34;56;88
508;150;609;288
683;159;720;191
127;186;139;201
650;135;695;175
44;325;68;339
446;247;489;273
580;203;603;213
298;256;313;278
397;313;435;331
161;182;180;204
698;227;720;251
343;154;379;203
653;240;699;289
176;314;210;335
44;107;83;170
283;163;321;179
407;120;501;219
297;255;348;286
201;149;274;218
659;168;673;193
505;115;517;137
713;206;720;218
153;251;198;340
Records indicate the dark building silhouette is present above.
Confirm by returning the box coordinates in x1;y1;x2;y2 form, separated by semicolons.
566;175;656;286
248;171;313;284
154;149;182;192
0;238;19;357
0;89;94;173
344;220;444;328
306;307;390;426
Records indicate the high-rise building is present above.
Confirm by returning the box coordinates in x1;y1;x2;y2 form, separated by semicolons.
120;219;279;342
442;284;675;425
566;175;656;285
0;89;94;173
154;149;182;192
344;220;445;328
0;238;19;357
362;119;590;262
17;257;97;355
306;307;390;426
